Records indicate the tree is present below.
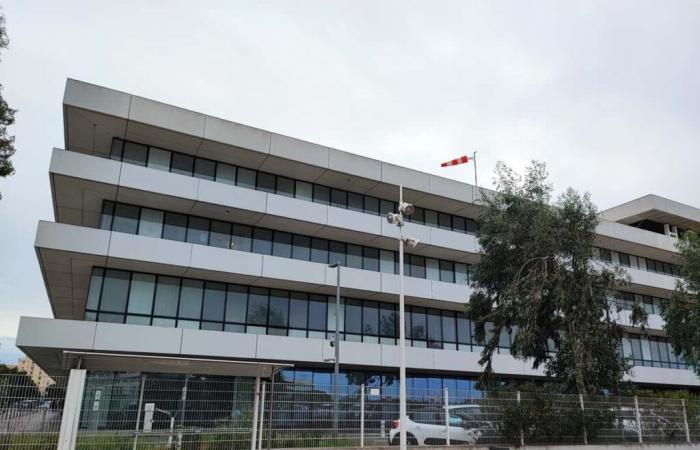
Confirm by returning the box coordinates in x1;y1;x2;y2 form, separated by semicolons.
467;161;645;395
662;231;700;375
0;11;16;198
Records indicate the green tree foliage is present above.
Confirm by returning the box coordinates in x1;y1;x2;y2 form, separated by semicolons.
663;231;700;375
0;11;16;197
467;161;645;395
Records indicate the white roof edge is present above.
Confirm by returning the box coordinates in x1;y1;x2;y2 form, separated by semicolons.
600;194;700;226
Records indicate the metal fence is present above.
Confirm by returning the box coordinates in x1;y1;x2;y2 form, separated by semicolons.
4;372;700;449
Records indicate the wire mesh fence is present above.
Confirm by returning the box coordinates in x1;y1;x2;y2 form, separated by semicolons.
3;371;700;449
0;374;66;449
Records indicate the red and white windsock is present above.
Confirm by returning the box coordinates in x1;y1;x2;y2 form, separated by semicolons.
440;155;470;167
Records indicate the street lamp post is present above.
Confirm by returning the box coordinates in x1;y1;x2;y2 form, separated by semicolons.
386;186;417;450
328;262;341;436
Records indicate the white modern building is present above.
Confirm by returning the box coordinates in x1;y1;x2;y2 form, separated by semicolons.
16;79;700;404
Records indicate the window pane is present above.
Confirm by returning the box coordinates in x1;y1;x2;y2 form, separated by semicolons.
313;185;330;205
112;204;140;234
308;295;327;330
177;320;200;329
438;213;451;230
163;212;187;242
454;263;469;285
363;247;379;272
110;138;124;161
452;216;466;233
247;287;269;325
331;189;347;208
122;141;148;166
100;201;114;230
380;200;394;216
153;318;176;328
209;221;231;249
236;167;256;189
273;231;293;258
231;225;253;252
292;235;311;261
425;210;438;227
426;258;440;281
138;208;164;238
466;219;477;234
194;158;216;181
619;252;631;267
126;315;151;326
295;181;313;201
171;153;194;176
256;172;276;193
277;177;295;197
147;147;171;171
347;244;363;269
202;282;226;322
457;315;471;345
427;310;442;343
179;279;203;320
225;323;245;333
269;290;289;327
410;255;426;279
289;293;308;329
154;276;180;317
345;299;362;334
225;285;247;323
310;238;329;264
442;313;456;342
410;307;427;340
411;207;425;225
380;250;395;274
186;216;210;245
327;297;344;332
362;301;378;336
252;228;273;255
127;273;155;315
86;268;104;310
99;313;124;324
364;197;379;215
101;270;130;313
329;242;346;266
201;321;223;331
379;304;396;337
215;163;236;185
348;192;363;212
440;260;455;283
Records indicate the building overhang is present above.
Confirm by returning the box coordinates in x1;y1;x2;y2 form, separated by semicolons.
600;194;700;232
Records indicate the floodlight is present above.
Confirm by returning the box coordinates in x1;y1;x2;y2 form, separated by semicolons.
386;212;403;225
403;237;419;248
399;202;415;216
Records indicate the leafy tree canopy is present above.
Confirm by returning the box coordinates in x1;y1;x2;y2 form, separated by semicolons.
467;161;645;395
0;11;16;198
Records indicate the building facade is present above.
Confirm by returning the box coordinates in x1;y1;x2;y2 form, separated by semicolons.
15;79;700;396
16;356;54;393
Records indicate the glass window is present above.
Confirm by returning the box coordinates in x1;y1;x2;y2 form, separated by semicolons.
247;288;269;325
380;250;395;274
256;172;276;193
272;231;293;258
345;299;362;334
440;260;455;283
438;213;452;230
152;317;176;328
289;293;308;329
380;200;394;216
138;209;163;238
236;167;256;189
177;320;199;329
276;177;295;197
98;313;124;324
410;255;426;279
231;225;253;252
126;315;151;326
466;219;477;234
618;253;631;267
311;238;329;264
327;297;344;332
178;279;203;320
209;221;231;249
426;258;440;281
364;196;379;215
457;315;471;345
308;295;327;330
163;212;188;242
86;268;104;310
186;216;210;245
292;235;311;261
425;210;438;227
202;282;226;322
442;313;456;342
411;207;425;225
127;273;155;315
110;138;124;161
122;141;148;166
313;185;330;205
454;263;469;285
225;285;247;323
379;304;396;337
215;163;236;185
171;153;194;176
99;201;114;230
194;158;216;181
452;216;466;233
331;189;347;209
252;228;273;255
201;321;223;331
295;181;313;201
269;290;289;327
225;323;245;333
363;247;379;272
599;248;612;262
348;192;364;212
427;310;442;346
410;307;427;340
100;270;130;313
362;301;378;336
147;147;171;171
112;203;140;234
347;245;363;269
153;276;180;317
329;241;346;266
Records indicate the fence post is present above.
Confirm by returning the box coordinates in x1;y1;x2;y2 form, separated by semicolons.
57;369;86;450
579;393;588;445
250;377;261;450
360;384;365;447
444;387;450;446
258;382;266;450
682;399;691;443
634;395;643;443
517;390;524;446
132;374;146;450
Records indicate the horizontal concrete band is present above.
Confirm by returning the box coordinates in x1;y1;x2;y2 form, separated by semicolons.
16;317;699;387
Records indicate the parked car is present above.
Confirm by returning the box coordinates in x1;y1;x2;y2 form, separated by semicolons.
389;405;487;446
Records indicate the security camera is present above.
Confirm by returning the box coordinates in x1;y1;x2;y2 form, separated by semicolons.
399;202;415;216
386;212;403;226
403;237;419;248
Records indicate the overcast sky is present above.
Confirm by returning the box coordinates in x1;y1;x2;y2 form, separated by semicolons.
0;1;698;360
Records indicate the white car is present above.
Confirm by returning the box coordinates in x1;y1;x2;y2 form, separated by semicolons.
389;405;487;446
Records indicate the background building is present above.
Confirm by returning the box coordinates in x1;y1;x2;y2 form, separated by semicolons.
16;356;54;393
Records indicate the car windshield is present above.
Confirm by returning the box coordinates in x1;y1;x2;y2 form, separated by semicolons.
451;407;482;421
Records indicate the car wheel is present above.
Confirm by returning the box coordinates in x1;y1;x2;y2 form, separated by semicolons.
407;434;418;446
389;436;399;446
